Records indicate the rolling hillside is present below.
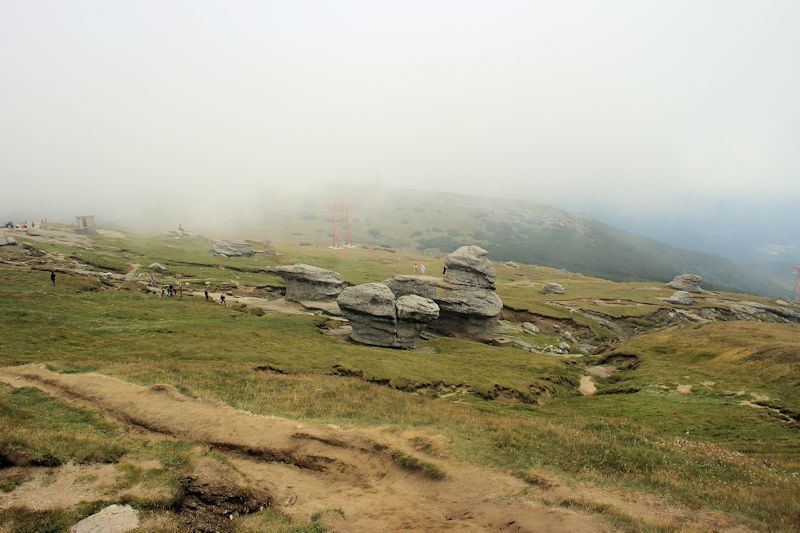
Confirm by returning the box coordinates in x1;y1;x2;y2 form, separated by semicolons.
260;186;788;298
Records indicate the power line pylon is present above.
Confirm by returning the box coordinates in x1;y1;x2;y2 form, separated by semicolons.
327;201;355;249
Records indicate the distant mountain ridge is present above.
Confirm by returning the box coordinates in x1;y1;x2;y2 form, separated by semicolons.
274;186;789;298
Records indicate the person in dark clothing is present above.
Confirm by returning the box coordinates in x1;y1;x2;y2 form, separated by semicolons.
50;271;56;286
220;295;227;306
442;265;447;276
204;290;209;301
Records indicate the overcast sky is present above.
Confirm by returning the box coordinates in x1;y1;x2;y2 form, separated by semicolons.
1;1;798;255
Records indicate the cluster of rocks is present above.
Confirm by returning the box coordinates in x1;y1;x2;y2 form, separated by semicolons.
668;274;703;293
337;283;439;349
211;240;255;257
385;246;503;336
273;264;344;302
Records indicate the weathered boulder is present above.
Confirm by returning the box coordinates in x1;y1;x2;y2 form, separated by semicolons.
542;283;566;295
665;290;695;305
148;262;166;271
337;284;438;348
668;274;702;293
522;322;540;335
0;235;16;246
71;504;139;533
211;239;254;257
273;264;344;302
444;245;496;289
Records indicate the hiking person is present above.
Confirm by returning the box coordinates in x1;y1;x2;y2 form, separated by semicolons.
443;265;447;276
419;263;426;275
204;290;209;301
50;271;56;286
220;294;227;306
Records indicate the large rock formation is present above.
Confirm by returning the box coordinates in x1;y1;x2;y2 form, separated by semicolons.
668;274;703;293
0;235;16;246
273;264;344;302
211;240;254;257
337;283;439;348
386;246;503;336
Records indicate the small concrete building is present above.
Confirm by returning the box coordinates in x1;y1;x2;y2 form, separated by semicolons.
74;215;97;235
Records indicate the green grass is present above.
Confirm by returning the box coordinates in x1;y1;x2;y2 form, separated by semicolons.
234;508;343;533
0;503;107;533
2;235;800;530
0;385;128;466
389;449;446;480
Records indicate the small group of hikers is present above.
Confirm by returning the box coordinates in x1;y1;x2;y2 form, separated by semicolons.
160;284;180;297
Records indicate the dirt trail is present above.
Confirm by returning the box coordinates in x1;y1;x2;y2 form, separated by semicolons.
0;364;602;532
0;365;751;532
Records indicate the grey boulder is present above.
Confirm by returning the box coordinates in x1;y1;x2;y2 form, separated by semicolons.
71;504;139;533
273;264;344;302
522;322;540;335
444;245;497;289
211;239;255;257
542;283;566;295
668;274;703;293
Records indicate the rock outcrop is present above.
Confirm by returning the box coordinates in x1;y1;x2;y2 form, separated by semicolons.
665;291;695;305
211;240;255;257
542;283;566;295
668;274;703;293
337;283;438;348
386;246;503;336
273;264;344;302
0;235;16;246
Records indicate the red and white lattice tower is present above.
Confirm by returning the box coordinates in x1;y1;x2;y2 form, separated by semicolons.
327;202;355;249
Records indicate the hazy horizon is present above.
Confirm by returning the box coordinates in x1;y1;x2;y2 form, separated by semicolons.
2;1;798;262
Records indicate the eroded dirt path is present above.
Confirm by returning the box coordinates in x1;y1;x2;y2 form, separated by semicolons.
0;365;752;532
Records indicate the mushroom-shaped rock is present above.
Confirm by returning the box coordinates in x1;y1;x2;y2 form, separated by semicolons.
542;283;566;295
444;245;496;289
665;290;695;305
273;264;344;302
668;274;703;293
